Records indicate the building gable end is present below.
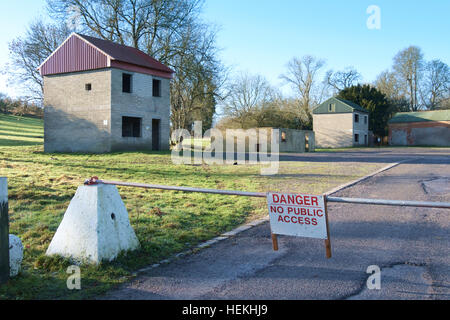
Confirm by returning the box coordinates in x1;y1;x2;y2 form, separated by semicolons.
38;33;110;76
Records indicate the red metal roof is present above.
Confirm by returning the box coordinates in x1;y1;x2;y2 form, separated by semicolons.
38;34;108;76
38;33;174;78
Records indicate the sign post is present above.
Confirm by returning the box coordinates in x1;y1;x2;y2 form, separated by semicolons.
0;177;9;284
271;233;278;251
267;192;332;258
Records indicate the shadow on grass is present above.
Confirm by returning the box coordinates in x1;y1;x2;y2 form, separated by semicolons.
0;138;43;147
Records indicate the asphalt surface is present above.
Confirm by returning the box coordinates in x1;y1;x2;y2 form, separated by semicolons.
102;148;450;300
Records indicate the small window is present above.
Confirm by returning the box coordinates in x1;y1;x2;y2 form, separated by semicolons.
122;116;141;137
153;79;161;97
364;116;368;124
85;83;92;91
281;131;287;142
122;73;132;93
329;103;335;112
354;114;359;123
354;134;359;143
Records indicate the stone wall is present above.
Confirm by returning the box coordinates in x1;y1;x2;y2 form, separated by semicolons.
221;128;315;153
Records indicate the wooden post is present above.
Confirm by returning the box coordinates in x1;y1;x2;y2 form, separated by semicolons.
0;178;9;284
324;195;332;259
271;233;278;251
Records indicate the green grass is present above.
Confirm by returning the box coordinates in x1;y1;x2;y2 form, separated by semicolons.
0;114;386;300
0;114;43;146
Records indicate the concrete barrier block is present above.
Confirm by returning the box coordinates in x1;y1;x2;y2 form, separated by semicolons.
9;235;23;277
46;184;140;264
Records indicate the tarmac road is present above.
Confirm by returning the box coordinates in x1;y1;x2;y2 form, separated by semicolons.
102;148;450;300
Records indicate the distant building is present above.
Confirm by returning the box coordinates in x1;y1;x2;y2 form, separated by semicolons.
313;97;369;148
38;33;174;153
388;110;450;146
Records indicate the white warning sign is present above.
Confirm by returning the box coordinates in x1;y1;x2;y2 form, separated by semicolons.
267;192;328;239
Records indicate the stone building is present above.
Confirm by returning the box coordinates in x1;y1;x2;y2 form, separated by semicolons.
312;97;369;148
388;110;450;146
38;33;174;153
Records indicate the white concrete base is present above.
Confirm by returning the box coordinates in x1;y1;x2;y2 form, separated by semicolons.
9;235;23;277
46;184;140;264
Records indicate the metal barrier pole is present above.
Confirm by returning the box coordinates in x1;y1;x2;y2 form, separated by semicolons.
326;196;450;209
0;177;9;284
85;177;450;210
87;178;267;198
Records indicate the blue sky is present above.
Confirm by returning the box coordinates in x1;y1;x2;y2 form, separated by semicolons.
1;0;450;98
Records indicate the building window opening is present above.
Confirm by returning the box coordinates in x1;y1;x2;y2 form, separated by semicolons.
85;83;92;91
122;73;132;93
122;116;141;137
354;114;359;123
281;131;287;142
354;134;359;143
153;79;161;97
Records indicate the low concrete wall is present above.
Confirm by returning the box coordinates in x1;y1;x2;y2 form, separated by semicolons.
279;129;315;153
221;128;315;153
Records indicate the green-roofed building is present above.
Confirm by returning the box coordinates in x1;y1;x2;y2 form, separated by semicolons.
312;97;370;148
388;110;450;146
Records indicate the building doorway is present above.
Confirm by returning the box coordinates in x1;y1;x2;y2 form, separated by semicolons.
152;119;160;151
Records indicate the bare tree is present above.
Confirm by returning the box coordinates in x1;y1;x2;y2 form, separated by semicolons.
47;0;202;60
420;59;450;110
6;20;71;102
169;22;226;131
325;67;361;93
375;70;398;100
392;46;424;111
280;55;326;110
221;72;278;128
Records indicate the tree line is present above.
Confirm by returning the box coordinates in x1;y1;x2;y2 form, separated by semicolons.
5;1;450;138
0;93;43;118
218;47;449;137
